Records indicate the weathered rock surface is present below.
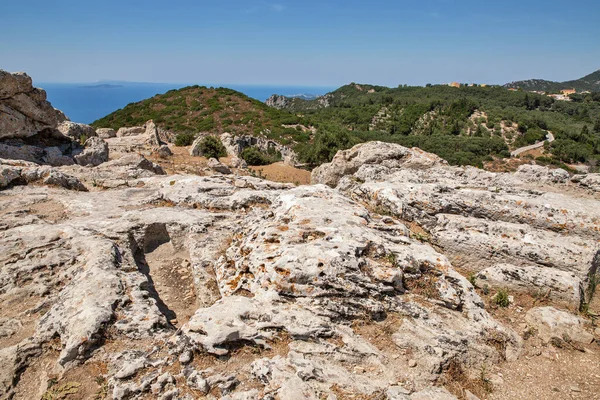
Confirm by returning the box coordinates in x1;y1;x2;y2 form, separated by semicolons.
314;141;600;308
525;306;594;344
96;127;117;139
476;264;581;306
0;158;86;191
207;157;232;174
73;136;109;166
0;70;67;139
0;138;598;399
116;126;146;137
56;121;96;141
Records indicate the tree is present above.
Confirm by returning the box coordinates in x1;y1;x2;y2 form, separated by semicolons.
196;136;227;159
594;118;600;133
582;125;589;137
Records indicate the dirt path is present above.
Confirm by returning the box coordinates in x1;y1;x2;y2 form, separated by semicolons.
511;131;555;157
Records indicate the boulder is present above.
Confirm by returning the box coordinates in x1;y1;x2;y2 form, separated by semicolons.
311;141;444;187
572;173;600;192
156;145;173;158
56;121;97;141
207;158;232;175
229;157;247;169
74;136;109;166
525;306;594;344
0;159;86;191
96;128;117;139
0;70;67;139
0;143;73;166
144;120;162;146
117;126;146;137
476;264;582;307
514;164;570;184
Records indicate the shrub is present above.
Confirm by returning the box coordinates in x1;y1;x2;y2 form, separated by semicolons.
174;132;195;146
241;146;281;166
196;136;227;159
493;288;510;308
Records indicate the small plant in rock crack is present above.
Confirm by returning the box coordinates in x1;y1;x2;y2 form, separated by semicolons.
480;365;493;393
385;251;398;267
467;273;477;287
493;288;510;308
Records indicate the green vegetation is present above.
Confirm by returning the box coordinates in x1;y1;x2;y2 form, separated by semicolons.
91;85;310;143
505;69;600;93
241;146;282;166
174;132;195;146
195;136;227;159
92;76;600;169
493;288;510;308
285;83;600;168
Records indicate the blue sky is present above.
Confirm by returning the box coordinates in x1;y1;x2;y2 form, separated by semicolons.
1;0;599;86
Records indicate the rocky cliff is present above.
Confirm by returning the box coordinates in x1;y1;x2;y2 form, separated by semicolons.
1;72;599;400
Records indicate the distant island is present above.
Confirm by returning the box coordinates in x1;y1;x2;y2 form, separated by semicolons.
79;83;125;89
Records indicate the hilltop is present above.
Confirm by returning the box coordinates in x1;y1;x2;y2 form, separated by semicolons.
505;69;600;92
91;85;311;146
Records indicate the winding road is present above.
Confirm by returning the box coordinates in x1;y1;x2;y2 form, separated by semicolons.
511;131;555;157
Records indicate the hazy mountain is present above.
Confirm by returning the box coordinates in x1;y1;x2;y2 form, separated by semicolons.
505;69;600;92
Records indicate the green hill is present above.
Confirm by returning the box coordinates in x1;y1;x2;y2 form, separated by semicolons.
92;80;600;170
91;85;311;145
270;83;600;168
504;69;600;92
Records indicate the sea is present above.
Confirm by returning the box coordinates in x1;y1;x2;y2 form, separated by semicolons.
38;82;336;125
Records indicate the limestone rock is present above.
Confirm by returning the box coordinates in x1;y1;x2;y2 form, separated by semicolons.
56;121;97;141
229;156;247;169
476;264;581;307
0;70;67;139
74;136;109;166
207;158;232;174
116;126;146;137
157;144;173;158
0;159;86;191
145;120;162;146
514;164;570;184
315;142;600;308
96;128;117;139
311;141;445;187
0;143;74;166
525;306;594;344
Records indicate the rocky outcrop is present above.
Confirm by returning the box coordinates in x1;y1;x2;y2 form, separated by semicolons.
73;136;109;166
207;158;232;174
524;306;594;344
265;94;290;109
96;127;117;139
116;126;146;137
0;165;525;399
1;134;598;399
219;132;298;166
56;121;97;141
313;141;600;309
0;70;67;139
0;159;86;191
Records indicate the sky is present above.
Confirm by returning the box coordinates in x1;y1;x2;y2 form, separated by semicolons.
1;0;599;86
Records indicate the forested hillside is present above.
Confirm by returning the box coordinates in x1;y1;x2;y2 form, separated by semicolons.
505;69;600;92
92;81;600;170
275;83;600;168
